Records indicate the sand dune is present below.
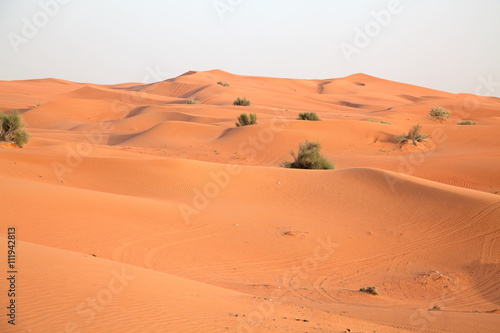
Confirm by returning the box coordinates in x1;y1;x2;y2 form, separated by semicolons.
1;70;499;332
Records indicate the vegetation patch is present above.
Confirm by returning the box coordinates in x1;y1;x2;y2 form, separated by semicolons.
236;113;257;127
233;97;251;106
457;120;475;125
396;124;430;146
0;110;30;147
367;119;391;124
298;112;321;121
429;106;450;120
359;286;379;296
187;98;199;104
281;140;334;170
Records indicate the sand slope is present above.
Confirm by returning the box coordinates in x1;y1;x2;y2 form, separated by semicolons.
1;70;499;332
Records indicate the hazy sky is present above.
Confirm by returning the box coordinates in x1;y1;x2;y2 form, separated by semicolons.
1;0;499;96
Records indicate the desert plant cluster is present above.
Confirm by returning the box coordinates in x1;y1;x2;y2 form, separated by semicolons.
217;81;230;87
359;286;379;296
457;120;475;125
429;106;451;120
396;124;430;146
233;97;251;106
367;119;391;124
0;110;30;147
298;112;321;121
235;113;257;127
282;140;334;170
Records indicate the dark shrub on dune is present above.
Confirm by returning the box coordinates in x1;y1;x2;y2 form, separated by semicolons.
0;110;30;147
282;140;334;170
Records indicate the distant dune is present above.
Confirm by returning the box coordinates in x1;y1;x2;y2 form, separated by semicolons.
1;70;499;332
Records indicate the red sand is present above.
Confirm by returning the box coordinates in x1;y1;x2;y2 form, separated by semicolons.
1;70;499;332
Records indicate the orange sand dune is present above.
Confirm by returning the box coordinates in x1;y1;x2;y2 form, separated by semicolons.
1;70;499;332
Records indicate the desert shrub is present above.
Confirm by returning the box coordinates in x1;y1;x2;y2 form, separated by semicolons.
282;140;334;170
396;124;430;146
360;286;379;296
298;112;321;121
430;305;441;311
217;81;230;87
0;110;30;147
233;97;251;106
457;120;475;125
217;81;223;85
187;99;199;104
429;107;450;120
367;119;391;124
236;113;257;127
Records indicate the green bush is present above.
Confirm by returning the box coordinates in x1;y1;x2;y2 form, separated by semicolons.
360;286;379;296
429;107;451;120
217;81;230;87
298;112;321;121
187;99;199;104
233;97;251;106
457;120;475;125
282;140;334;170
0;110;30;147
396;124;430;146
236;113;257;127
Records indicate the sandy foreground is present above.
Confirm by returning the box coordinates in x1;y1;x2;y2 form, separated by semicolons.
0;70;499;332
